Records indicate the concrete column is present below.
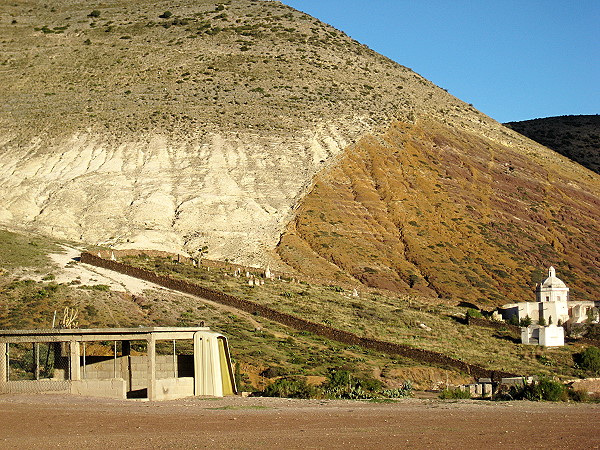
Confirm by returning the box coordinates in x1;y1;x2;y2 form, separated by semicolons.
122;340;131;391
69;341;81;381
0;343;7;386
193;332;223;397
147;335;156;401
34;343;40;380
193;333;202;396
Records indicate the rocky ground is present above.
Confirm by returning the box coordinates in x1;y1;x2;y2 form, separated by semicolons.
0;394;598;448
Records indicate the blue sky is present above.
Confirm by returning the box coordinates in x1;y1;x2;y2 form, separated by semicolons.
282;1;599;123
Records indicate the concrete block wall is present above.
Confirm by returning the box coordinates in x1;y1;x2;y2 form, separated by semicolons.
129;355;147;391
71;379;126;399
154;377;194;401
81;355;194;392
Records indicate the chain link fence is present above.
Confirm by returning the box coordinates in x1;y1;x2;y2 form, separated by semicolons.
3;342;71;393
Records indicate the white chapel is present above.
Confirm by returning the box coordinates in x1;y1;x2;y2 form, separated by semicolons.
500;266;598;347
536;266;569;303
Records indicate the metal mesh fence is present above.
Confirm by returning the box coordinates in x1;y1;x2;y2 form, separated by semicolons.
3;342;70;393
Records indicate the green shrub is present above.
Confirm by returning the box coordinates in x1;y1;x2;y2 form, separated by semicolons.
159;11;173;19
234;363;253;391
575;347;600;375
500;378;567;402
439;387;471;399
321;368;382;399
381;381;413;398
519;315;532;327
585;324;600;340
408;274;419;287
568;389;589;402
466;308;483;319
88;10;101;18
507;315;520;326
260;366;288;378
524;378;566;401
79;284;110;291
83;304;98;317
260;376;319;399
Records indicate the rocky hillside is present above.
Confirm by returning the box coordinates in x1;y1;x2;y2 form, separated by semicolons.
278;120;600;304
0;0;598;305
505;115;600;174
1;0;538;262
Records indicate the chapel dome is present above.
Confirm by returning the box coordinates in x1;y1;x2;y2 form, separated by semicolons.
541;266;567;289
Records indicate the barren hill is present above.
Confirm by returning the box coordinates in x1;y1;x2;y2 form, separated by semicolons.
505;115;600;174
0;0;598;305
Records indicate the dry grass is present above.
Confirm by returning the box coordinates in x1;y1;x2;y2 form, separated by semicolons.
123;254;587;379
0;230;61;269
0;0;470;140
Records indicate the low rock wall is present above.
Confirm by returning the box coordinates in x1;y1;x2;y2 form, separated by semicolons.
155;377;194;401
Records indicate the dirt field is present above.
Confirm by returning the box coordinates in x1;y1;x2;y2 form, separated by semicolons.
0;394;598;449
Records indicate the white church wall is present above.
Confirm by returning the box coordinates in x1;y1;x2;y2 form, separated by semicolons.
518;302;541;323
538;324;565;347
540;301;569;325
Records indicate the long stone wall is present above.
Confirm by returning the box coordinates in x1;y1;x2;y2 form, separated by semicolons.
81;252;519;380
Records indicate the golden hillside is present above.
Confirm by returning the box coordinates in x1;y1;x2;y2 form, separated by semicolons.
278;120;600;305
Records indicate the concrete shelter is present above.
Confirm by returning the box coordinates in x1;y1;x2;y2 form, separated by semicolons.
0;327;237;400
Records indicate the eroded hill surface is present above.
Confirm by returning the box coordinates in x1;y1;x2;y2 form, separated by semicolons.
0;0;541;267
505;115;600;174
278;120;600;305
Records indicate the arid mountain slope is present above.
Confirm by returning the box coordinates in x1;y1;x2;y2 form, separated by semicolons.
505;115;600;174
278;120;600;305
1;0;544;267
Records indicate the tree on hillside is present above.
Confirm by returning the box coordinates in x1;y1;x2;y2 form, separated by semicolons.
191;245;209;266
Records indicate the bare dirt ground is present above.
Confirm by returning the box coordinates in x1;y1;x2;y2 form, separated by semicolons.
0;394;598;449
47;245;160;294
